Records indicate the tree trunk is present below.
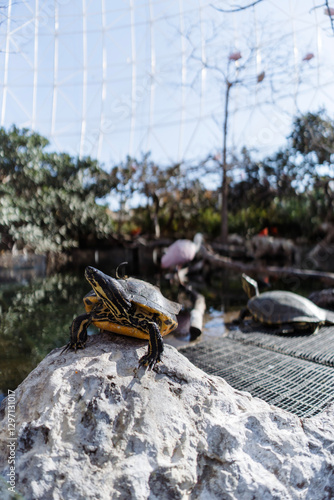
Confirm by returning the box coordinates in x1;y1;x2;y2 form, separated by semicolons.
221;80;232;245
152;193;160;238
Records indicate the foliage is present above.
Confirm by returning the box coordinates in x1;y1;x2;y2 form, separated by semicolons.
289;110;334;165
0;126;115;252
223;112;334;238
113;111;334;241
1;110;334;249
129;173;220;238
0;273;89;392
111;154;182;237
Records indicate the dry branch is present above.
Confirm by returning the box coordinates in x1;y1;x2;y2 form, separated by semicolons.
200;246;334;284
211;0;264;13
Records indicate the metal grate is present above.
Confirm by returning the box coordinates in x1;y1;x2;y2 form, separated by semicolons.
180;337;334;418
227;325;334;367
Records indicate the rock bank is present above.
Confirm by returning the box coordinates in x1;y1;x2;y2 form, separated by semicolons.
0;332;334;500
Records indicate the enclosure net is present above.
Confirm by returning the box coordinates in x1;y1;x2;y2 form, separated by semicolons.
229;324;334;367
180;326;334;418
1;1;334;163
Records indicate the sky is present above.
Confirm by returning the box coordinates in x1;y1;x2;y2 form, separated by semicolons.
0;0;334;172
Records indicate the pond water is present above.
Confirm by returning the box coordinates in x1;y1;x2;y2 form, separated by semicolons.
0;262;327;402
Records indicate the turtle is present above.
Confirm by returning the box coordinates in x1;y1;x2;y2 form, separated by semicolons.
238;273;334;334
63;265;182;368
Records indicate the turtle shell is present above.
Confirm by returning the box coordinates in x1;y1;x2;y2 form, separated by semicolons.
117;277;181;319
83;271;182;341
248;290;327;325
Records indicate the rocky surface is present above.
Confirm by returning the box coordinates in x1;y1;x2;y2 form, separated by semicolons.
0;332;334;500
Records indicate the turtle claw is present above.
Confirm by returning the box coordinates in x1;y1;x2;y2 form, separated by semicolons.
138;353;161;370
61;341;86;355
61;343;71;355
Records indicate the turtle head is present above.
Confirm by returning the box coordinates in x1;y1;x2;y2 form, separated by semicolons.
85;266;131;311
241;273;259;298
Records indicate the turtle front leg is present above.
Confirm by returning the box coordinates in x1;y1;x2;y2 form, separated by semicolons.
139;322;164;370
233;307;250;325
62;313;91;354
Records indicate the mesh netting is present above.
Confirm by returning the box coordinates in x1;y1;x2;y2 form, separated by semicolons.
180;331;334;418
227;324;334;367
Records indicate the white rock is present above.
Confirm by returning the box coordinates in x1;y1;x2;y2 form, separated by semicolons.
0;332;334;499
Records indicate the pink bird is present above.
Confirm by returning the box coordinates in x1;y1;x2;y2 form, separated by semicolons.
303;52;314;61
229;51;242;61
161;233;203;269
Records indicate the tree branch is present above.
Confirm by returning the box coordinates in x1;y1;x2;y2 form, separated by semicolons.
310;1;334;35
211;0;263;13
325;0;334;35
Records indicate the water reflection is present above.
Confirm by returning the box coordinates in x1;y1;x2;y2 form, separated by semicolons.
0;273;90;400
203;309;226;337
0;254;46;285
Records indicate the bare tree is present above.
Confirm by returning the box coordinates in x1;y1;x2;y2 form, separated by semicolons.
175;2;323;244
186;42;265;244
